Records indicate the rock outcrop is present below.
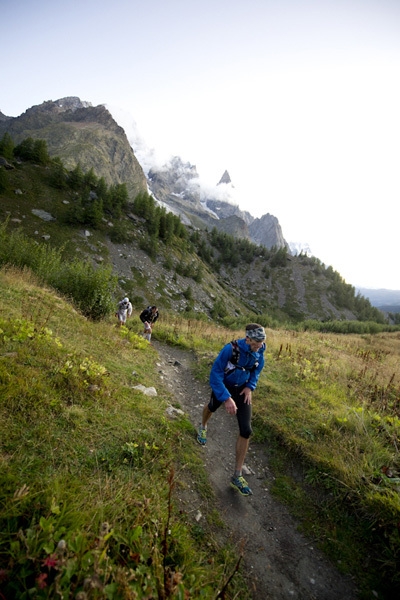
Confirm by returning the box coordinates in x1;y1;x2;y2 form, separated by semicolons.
0;97;148;201
249;213;288;250
0;98;287;250
148;161;287;250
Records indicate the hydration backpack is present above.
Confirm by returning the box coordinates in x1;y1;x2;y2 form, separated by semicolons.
140;307;152;323
227;340;259;372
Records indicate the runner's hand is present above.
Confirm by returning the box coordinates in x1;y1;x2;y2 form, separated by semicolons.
240;387;252;405
225;397;237;415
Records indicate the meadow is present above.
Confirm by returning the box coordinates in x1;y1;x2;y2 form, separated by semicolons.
1;267;400;599
131;314;400;598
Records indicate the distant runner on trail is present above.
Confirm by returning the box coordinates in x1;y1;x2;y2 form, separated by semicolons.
197;323;266;496
139;305;159;342
115;297;133;327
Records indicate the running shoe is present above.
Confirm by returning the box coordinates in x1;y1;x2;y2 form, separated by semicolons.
197;425;207;445
230;475;253;496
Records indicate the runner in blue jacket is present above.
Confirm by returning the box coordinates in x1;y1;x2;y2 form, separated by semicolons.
197;323;266;496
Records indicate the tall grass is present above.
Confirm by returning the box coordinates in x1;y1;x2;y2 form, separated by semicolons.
0;267;246;599
148;317;400;598
0;220;117;319
2;258;400;597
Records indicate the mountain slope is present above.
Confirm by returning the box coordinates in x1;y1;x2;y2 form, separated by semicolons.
147;155;287;250
357;287;400;312
0;97;288;251
0;154;386;324
0;97;148;201
0;97;386;323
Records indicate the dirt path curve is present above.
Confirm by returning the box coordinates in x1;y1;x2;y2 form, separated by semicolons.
153;340;358;600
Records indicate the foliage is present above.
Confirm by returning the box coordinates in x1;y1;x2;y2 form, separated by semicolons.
0;165;8;193
325;267;386;323
0;270;244;599
175;256;202;281
13;137;51;165
0;221;117;320
208;227;269;267
63;172;129;228
211;298;228;320
50;259;117;320
301;319;399;335
47;156;68;189
133;191;187;244
0;132;15;160
108;220;132;243
269;246;288;268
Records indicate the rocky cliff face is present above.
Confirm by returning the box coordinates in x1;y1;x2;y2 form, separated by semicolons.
148;157;201;205
147;159;288;250
249;213;288;250
0;97;148;201
0;98;287;250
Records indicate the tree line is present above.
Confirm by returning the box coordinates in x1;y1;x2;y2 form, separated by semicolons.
0;133;390;326
0;134;187;247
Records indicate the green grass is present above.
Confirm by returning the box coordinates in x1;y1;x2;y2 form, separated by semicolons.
2;265;400;598
0;267;245;599
189;325;400;598
250;329;400;599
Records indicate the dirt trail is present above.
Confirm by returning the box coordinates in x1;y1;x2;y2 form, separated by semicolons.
153;340;359;600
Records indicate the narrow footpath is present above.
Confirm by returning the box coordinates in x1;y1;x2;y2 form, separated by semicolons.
153;340;359;600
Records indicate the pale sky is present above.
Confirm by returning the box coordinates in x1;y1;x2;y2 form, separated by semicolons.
1;0;400;289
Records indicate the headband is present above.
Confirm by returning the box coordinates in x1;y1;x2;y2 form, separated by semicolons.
246;326;266;341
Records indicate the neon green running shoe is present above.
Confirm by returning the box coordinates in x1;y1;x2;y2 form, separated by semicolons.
197;425;207;445
230;475;253;496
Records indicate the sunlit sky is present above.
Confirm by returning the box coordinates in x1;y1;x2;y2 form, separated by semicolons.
2;0;400;289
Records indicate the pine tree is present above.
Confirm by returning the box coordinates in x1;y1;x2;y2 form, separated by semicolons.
0;133;14;160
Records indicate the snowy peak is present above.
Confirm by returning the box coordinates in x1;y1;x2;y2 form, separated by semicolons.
217;170;232;185
289;241;313;256
145;159;287;250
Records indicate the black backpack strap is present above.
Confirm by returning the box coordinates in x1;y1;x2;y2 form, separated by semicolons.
228;339;260;373
230;340;239;364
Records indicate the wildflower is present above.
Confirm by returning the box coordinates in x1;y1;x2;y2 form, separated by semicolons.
36;572;48;589
42;553;58;569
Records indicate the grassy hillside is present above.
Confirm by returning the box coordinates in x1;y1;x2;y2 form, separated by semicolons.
0;149;389;326
0;267;248;598
1;264;400;598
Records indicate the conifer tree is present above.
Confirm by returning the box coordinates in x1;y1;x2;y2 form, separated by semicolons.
0;132;14;160
68;164;84;190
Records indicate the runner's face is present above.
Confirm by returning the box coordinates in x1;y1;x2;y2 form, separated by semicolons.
246;337;264;351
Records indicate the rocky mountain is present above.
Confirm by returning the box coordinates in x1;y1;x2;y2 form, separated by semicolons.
0;97;148;201
146;158;287;250
218;169;232;185
0;97;286;250
0;96;387;323
249;213;288;250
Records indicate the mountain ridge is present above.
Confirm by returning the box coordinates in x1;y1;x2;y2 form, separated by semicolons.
0;96;394;322
0;97;148;201
356;287;400;311
0;97;288;252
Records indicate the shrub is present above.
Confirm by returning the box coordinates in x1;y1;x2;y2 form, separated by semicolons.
50;260;117;320
0;221;117;320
